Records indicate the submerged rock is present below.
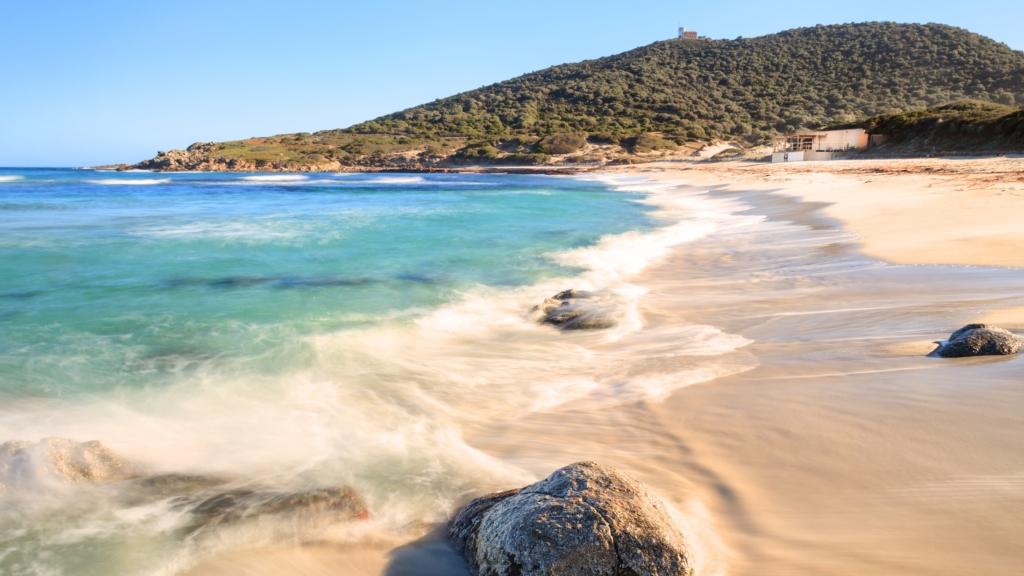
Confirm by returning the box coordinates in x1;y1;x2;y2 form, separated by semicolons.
0;438;369;528
530;289;617;330
552;289;594;300
0;438;144;489
177;485;370;525
449;461;692;576
937;324;1024;358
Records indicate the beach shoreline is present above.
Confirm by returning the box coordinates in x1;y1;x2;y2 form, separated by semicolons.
5;161;1021;575
596;156;1024;269
179;158;1024;575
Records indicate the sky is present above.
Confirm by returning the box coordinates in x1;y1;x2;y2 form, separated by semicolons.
2;0;1022;167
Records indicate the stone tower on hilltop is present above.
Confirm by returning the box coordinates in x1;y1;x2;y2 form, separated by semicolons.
678;27;698;39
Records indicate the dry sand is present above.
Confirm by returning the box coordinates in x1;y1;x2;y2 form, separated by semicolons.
187;157;1024;576
621;156;1024;269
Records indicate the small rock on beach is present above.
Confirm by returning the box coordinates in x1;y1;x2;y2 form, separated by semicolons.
937;323;1024;357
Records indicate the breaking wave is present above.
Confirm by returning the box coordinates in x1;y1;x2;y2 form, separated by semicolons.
87;178;172;185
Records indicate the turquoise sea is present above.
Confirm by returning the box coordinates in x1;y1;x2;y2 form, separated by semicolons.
0;170;656;399
1;169;750;575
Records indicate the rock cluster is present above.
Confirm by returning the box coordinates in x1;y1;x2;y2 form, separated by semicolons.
0;438;368;526
449;461;692;576
130;143;262;172
937;324;1024;358
530;289;617;330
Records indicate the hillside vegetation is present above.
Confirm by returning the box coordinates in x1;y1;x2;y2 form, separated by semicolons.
860;100;1024;154
354;22;1024;143
129;22;1024;171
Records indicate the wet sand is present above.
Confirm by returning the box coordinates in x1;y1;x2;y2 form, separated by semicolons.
188;159;1024;575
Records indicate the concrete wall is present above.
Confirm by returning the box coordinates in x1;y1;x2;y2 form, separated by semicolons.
772;150;850;163
772;151;804;163
804;151;844;161
819;129;867;151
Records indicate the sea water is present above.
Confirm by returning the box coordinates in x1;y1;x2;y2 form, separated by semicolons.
0;169;754;575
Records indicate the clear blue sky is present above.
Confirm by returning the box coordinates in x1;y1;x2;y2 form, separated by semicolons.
2;0;1021;167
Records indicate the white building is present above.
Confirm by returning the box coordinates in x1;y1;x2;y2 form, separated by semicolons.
678;27;698;39
772;128;869;162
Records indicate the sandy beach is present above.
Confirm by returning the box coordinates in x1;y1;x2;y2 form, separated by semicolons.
173;157;1022;575
613;156;1024;267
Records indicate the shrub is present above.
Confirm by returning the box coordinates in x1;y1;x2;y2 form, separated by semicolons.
587;133;620;145
536;133;587;155
421;142;446;157
625;134;678;153
459;142;503;161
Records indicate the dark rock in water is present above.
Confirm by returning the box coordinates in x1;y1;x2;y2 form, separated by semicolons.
175;485;370;525
531;289;616;331
552;289;594;300
0;438;145;489
119;473;233;505
449;461;692;576
0;438;370;529
937;324;1024;358
572;317;617;330
119;473;369;528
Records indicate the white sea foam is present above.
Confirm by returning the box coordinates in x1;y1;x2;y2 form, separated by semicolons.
369;176;426;184
132;221;313;242
239;175;309;182
304;175;758;416
87;178;172;185
0;175;26;182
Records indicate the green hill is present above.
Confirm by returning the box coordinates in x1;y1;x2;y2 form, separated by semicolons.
129;22;1024;171
352;22;1024;144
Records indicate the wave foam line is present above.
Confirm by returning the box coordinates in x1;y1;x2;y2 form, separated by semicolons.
239;175;309;182
0;175;26;182
368;176;426;184
88;179;172;185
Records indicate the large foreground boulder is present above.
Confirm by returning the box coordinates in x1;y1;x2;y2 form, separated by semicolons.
449;462;692;576
937;324;1024;358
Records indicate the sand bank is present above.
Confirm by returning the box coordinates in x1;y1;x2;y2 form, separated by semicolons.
607;156;1024;269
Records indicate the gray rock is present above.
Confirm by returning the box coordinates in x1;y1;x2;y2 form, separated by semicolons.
938;324;1024;358
0;438;370;529
553;289;594;300
449;461;692;576
531;290;617;331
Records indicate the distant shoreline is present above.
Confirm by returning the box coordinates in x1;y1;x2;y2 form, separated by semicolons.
607;156;1024;269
